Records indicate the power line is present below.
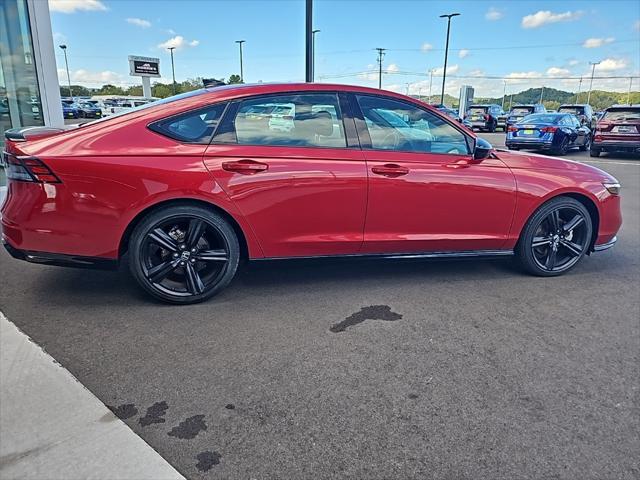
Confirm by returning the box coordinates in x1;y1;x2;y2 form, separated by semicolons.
319;70;640;81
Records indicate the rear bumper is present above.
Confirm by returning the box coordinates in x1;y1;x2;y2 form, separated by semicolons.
505;139;554;150
592;140;640;153
2;239;118;270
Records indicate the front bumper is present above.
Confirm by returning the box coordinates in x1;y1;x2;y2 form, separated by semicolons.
593;236;617;252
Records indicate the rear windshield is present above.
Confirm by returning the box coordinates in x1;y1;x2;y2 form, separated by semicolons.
559;106;585;114
603;108;640;121
469;107;488;113
511;107;534;115
520;114;562;124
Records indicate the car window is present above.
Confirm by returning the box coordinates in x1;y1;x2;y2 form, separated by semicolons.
149;102;227;143
356;95;470;155
603;108;640;121
512;107;534;115
232;93;346;148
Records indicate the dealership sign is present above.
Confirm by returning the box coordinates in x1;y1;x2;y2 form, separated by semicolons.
128;55;160;77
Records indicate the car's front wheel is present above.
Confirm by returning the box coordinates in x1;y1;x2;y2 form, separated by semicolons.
516;197;593;277
129;205;240;304
590;146;601;157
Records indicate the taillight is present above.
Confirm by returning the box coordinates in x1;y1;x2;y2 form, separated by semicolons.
3;152;60;183
508;126;518;132
541;126;558;133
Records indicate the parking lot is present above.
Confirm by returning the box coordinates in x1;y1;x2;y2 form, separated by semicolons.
0;134;638;479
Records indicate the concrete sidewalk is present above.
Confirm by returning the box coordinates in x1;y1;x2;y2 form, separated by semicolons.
0;312;184;480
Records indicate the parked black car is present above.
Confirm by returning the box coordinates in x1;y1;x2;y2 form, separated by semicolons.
558;104;595;129
506;113;591;155
77;101;102;119
506;104;547;130
467;104;504;132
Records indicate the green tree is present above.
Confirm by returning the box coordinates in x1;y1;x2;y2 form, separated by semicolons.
95;84;125;96
227;74;242;84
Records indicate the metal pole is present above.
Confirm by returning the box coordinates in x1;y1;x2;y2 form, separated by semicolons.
575;77;583;103
539;85;544;104
439;13;460;105
627;77;633;105
376;48;386;89
168;47;176;95
428;69;433;104
501;80;506;109
587;61;600;105
312;30;320;82
235;40;245;82
509;92;513;110
59;45;72;98
305;0;313;82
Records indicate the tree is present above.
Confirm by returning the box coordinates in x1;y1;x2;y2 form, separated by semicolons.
59;84;92;98
227;74;242;84
95;84;125;96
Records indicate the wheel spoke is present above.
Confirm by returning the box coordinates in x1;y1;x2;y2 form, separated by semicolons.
547;210;560;232
560;239;583;257
184;262;205;295
545;245;557;270
532;236;552;248
186;219;205;249
195;249;228;262
147;259;180;283
148;228;179;253
563;214;584;233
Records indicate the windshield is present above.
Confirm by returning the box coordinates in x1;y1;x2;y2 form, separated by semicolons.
511;107;534;115
603;109;640;121
559;106;584;115
519;114;562;124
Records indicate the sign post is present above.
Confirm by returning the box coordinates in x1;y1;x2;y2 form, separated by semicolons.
128;55;160;98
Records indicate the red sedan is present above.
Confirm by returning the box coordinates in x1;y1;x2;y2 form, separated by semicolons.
2;83;622;304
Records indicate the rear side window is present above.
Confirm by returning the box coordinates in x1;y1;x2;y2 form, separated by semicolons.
230;93;347;148
149;103;227;143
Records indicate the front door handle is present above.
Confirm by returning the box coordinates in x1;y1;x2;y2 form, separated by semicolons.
371;164;409;177
222;159;268;174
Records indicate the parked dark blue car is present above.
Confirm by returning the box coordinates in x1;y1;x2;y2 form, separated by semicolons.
77;101;102;118
506;113;591;155
61;100;79;119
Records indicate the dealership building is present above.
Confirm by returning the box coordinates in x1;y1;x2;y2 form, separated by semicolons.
0;0;63;145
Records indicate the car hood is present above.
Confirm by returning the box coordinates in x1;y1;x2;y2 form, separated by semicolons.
493;148;615;181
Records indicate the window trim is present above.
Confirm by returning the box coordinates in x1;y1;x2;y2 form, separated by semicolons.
211;91;352;150
351;93;475;156
147;101;229;144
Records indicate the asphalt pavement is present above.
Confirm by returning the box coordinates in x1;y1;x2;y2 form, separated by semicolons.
0;133;638;479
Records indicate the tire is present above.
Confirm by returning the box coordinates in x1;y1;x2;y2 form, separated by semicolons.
516;196;593;277
579;135;590;152
489;120;496;133
507;145;519;150
128;205;240;304
553;137;569;156
590;147;601;157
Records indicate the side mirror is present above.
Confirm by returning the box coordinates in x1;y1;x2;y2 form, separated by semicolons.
473;137;493;161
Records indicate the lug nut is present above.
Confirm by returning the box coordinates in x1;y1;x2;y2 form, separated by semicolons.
180;261;185;266
180;244;185;250
190;259;196;263
173;253;178;258
191;248;196;253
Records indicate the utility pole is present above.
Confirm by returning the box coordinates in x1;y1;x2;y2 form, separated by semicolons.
587;61;600;105
627;77;633;105
167;47;176;95
305;0;313;82
501;80;506;109
311;29;320;82
376;47;386;89
575;77;583;103
509;92;514;110
235;40;245;82
539;85;544;104
439;12;460;105
428;68;434;104
59;44;72;98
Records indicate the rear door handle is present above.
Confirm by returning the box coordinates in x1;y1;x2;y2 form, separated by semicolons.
371;164;409;177
222;159;268;174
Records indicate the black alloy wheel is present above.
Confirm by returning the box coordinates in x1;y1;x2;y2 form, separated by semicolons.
553;136;570;156
516;197;593;276
129;205;240;304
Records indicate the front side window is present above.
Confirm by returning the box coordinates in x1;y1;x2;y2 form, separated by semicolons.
149;102;227;143
356;95;470;155
232;93;346;148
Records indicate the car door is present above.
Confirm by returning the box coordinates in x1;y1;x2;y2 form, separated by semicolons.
351;93;517;254
203;92;368;258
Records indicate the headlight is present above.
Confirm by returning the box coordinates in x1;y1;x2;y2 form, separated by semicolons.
603;182;621;195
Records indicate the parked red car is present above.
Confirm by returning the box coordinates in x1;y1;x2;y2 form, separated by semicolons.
2;83;622;304
591;104;640;157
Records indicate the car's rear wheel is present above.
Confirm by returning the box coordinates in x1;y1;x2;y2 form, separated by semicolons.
579;135;590;151
516;197;593;277
553;137;570;156
590;146;601;157
489;120;496;133
129;205;240;304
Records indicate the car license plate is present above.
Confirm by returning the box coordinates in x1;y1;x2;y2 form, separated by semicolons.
614;126;635;133
524;129;535;135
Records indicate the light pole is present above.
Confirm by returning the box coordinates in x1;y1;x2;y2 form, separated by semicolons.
501;80;506;109
628;77;633;105
439;12;460;105
311;30;320;82
167;47;176;95
59;44;72;99
235;40;246;83
575;77;583;103
539;85;544;104
428;68;434;104
376;47;386;89
587;61;600;105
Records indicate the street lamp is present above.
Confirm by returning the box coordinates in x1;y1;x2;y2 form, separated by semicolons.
167;47;176;95
502;80;507;109
428;68;434;104
439;12;460;105
58;44;72;99
312;29;320;82
587;61;600;105
235;40;246;83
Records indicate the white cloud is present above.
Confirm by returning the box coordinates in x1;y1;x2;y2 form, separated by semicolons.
521;10;583;29
568;59;580;66
485;7;503;21
582;37;614;48
57;68;125;85
635;20;640;31
49;0;107;13
546;67;570;77
421;43;433;52
126;17;151;28
597;58;628;71
157;35;200;50
433;64;459;75
387;63;399;73
458;49;470;59
53;32;67;44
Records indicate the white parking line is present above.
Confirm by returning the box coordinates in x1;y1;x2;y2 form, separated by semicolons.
581;160;640;167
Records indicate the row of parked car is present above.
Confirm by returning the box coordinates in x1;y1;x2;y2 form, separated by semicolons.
61;97;157;120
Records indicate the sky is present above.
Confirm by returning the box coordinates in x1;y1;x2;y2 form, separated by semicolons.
49;0;640;98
